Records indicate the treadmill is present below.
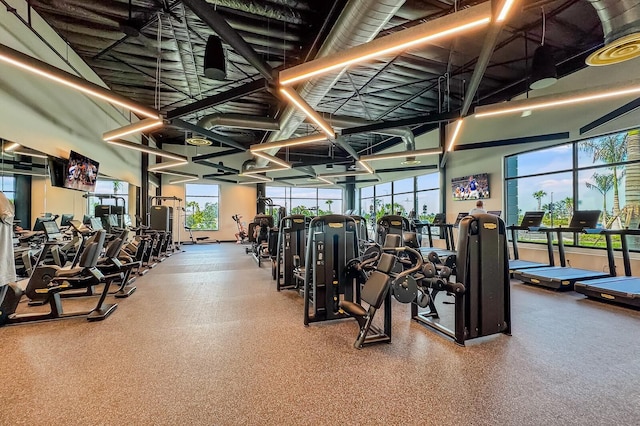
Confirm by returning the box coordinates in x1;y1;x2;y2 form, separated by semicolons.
420;212;461;259
507;211;555;273
575;228;640;308
513;210;610;290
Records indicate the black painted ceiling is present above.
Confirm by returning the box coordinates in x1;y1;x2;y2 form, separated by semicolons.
27;0;604;170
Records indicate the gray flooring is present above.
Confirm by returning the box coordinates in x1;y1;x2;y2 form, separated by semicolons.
2;243;640;425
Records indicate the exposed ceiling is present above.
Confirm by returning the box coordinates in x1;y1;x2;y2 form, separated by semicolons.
24;0;606;183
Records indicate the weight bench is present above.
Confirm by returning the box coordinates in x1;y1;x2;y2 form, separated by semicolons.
339;252;396;349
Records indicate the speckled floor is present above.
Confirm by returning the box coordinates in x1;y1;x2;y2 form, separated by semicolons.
2;243;640;425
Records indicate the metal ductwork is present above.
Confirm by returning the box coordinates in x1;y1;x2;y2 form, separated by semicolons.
259;0;405;166
586;0;640;66
323;115;415;152
241;159;257;173
197;113;280;132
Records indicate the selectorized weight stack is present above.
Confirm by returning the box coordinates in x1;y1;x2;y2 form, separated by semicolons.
303;215;359;325
276;215;310;291
413;213;511;345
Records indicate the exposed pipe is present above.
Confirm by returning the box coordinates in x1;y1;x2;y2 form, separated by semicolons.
586;0;640;65
262;0;406;167
322;115;415;151
197;113;280;131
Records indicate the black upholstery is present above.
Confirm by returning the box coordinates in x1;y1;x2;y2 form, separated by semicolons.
339;253;396;349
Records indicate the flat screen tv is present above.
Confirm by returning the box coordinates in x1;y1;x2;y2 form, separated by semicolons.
48;157;67;188
451;173;489;201
65;150;99;192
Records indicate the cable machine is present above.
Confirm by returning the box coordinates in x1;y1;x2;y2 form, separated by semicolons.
148;195;183;251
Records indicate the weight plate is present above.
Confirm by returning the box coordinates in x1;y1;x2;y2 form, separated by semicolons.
392;275;418;303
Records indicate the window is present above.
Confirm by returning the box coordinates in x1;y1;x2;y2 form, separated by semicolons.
505;129;640;250
185;183;219;230
265;186;344;217
0;176;15;202
87;178;129;215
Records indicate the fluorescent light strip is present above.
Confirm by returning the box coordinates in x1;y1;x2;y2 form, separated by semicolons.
252;151;292;169
360;147;443;161
169;177;199;184
474;81;640;118
279;3;491;85
357;160;374;174
318;170;372;178
148;160;189;172
496;0;517;22
0;44;160;120
13;150;48;159
107;139;188;162
3;142;20;152
240;165;289;176
447;119;464;152
279;87;336;138
238;175;273;184
155;170;198;178
316;176;333;185
0;169;48;177
103;118;164;141
249;133;327;152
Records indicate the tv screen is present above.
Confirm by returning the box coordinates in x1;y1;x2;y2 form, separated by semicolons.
48;157;67;188
65;150;99;192
451;173;489;201
60;214;74;227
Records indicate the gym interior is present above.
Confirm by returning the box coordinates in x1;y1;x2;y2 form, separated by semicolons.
2;0;640;424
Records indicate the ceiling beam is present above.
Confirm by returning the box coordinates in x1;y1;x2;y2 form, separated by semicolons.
451;132;570;151
579;97;640;135
171;118;247;151
166;78;267;119
194;159;240;174
340;111;458;136
191;149;243;161
181;0;274;81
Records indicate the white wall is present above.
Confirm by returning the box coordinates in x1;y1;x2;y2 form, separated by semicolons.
160;180;257;243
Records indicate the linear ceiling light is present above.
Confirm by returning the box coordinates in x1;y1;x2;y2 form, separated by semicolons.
0;44;160;120
360;147;442;162
318;170;372;178
496;0;517;22
240;165;289;176
249;133;327;152
278;3;491;86
238;175;274;184
252;151;292;169
279;87;336;138
1;169;48;177
170;176;199;184
148;160;189;172
2;142;20;152
357;160;374;174
474;79;640;118
106;139;188;162
447;119;464;152
103;118;164;141
13;150;48;159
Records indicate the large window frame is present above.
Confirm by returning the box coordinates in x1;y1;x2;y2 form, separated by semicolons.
265;186;343;217
504;129;640;251
185;183;220;231
87;178;129;216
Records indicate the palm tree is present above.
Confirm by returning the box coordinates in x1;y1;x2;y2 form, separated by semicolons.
325;199;333;213
586;172;614;228
113;180;123;194
625;130;640;248
533;190;546;211
580;134;627;228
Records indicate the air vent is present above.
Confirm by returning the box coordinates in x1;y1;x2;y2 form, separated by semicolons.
185;136;212;146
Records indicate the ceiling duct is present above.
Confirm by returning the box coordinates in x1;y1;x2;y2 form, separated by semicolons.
324;115;415;151
260;0;405;166
586;0;640;66
197;113;280;132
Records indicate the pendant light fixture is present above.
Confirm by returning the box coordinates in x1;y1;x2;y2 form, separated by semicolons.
529;8;557;90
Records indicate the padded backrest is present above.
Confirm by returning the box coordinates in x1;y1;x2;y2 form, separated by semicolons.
80;230;106;268
361;271;390;308
403;232;419;248
383;234;401;249
104;238;123;259
376;253;396;274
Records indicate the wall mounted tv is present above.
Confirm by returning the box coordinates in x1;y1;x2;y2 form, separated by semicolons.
65;150;99;192
451;173;489;201
47;156;67;188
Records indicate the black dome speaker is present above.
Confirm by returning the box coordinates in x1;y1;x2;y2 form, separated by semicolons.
204;35;226;80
